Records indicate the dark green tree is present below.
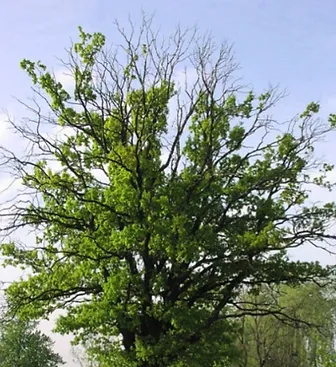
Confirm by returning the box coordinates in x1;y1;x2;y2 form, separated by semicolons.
0;319;63;367
1;17;336;367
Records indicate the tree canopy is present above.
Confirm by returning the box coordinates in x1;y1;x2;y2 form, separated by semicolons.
0;318;63;367
1;17;336;367
235;283;336;367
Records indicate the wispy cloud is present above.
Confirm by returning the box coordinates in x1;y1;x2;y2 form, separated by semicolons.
54;68;75;91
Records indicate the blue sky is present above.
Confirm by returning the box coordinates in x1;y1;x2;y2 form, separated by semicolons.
1;0;336;115
1;0;336;365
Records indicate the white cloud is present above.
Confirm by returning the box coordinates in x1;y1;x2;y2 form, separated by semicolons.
0;107;28;150
54;68;75;91
0;176;22;201
51;124;76;142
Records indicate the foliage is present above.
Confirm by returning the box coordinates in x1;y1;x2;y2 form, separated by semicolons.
235;283;336;367
1;17;336;367
0;318;64;367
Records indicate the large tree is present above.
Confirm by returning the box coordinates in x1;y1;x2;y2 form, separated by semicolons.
1;17;336;367
0;318;63;367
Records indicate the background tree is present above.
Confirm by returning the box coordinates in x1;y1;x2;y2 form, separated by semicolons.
1;16;336;367
0;318;64;367
235;283;336;367
71;346;97;367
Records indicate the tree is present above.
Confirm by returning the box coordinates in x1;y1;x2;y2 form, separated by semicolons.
0;318;64;367
235;283;336;367
1;16;336;367
71;346;97;367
